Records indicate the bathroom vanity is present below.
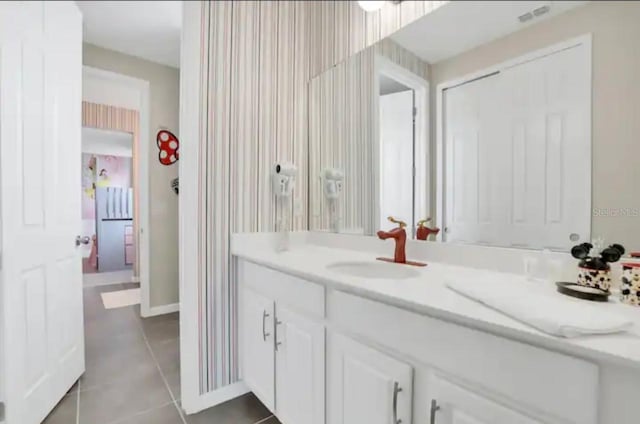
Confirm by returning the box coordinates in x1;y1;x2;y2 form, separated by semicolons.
233;232;640;424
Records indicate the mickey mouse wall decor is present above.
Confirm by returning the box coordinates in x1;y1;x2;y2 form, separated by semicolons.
157;129;179;166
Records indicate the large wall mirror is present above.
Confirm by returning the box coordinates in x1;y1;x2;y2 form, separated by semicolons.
308;0;640;252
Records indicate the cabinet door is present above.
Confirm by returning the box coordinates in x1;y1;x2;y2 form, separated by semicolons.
329;333;413;424
275;305;325;424
242;288;275;411
429;374;543;424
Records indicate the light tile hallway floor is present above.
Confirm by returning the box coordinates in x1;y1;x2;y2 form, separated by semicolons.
43;283;280;424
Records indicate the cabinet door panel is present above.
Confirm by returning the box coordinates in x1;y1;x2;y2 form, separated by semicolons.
275;306;325;424
431;374;542;424
242;288;275;411
329;333;413;424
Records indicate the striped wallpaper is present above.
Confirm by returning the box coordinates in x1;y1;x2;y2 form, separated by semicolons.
196;0;447;394
81;102;141;276
309;39;430;235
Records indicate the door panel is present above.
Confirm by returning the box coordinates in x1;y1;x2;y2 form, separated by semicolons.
431;374;542;424
241;288;276;411
443;43;590;249
329;333;413;424
275;306;324;424
0;2;84;423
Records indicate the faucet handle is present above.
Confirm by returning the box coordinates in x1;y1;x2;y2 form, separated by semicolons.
417;218;432;228
387;216;407;229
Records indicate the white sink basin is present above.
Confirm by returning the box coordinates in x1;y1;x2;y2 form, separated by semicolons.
326;261;420;280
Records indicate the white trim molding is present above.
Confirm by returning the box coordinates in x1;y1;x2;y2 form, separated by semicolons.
145;303;180;317
178;0;203;414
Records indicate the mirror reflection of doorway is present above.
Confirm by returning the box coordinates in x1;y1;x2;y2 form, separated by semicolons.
379;75;415;233
81;127;137;286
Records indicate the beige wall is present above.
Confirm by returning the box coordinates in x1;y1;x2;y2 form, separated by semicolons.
83;43;180;307
430;1;640;251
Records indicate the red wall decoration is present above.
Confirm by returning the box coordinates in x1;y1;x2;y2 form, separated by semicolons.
157;129;179;166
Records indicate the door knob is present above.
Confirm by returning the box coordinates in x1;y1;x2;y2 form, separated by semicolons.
75;235;91;247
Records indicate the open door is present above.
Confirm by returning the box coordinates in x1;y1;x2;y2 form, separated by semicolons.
0;2;84;423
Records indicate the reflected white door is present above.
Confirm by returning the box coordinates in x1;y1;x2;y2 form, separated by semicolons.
443;42;590;250
380;90;415;231
0;2;84;423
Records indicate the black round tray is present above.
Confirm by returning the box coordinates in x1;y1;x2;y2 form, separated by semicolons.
556;282;610;302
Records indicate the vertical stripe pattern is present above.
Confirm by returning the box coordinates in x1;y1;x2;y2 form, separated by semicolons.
308;39;429;234
196;0;445;394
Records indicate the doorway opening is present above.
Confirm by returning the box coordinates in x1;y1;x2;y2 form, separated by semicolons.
81;125;137;289
376;55;430;238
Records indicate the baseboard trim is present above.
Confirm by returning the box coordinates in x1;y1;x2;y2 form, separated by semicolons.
142;302;179;317
183;382;249;415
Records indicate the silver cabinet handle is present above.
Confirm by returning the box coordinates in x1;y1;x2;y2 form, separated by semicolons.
262;310;270;341
392;381;403;424
430;399;440;424
75;235;91;246
275;319;283;351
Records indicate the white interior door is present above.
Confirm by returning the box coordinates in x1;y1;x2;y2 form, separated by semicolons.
443;42;590;250
380;90;415;231
0;2;84;423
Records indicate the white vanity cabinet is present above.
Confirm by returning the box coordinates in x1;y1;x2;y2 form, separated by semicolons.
239;261;325;424
241;288;276;410
328;333;413;424
237;258;603;424
428;374;543;424
274;306;325;424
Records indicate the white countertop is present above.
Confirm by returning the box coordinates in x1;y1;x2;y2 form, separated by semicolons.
231;232;640;369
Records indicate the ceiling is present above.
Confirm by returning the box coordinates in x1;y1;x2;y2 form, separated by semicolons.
82;127;133;157
390;1;587;64
76;1;182;68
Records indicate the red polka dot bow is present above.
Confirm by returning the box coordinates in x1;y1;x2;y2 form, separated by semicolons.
157;129;179;166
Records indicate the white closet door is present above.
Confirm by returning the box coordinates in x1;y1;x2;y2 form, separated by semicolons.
1;2;84;423
503;45;591;249
444;73;509;247
443;43;590;250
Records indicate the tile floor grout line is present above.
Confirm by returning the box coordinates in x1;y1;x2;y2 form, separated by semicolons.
137;319;188;424
253;415;275;424
103;401;176;424
75;378;81;424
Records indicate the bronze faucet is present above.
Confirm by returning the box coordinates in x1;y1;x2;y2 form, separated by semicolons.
377;217;426;267
377;216;408;263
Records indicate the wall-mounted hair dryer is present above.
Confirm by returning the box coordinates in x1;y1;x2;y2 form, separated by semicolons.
321;168;344;233
321;167;344;199
272;162;297;198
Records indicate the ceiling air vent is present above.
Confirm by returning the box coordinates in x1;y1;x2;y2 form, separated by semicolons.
533;5;551;16
518;12;533;23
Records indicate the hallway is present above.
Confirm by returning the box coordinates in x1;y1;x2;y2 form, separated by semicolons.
43;283;278;424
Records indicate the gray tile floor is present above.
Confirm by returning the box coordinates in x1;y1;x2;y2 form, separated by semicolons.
43;282;280;424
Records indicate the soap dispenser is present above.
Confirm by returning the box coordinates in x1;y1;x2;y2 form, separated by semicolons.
272;162;297;252
321;167;344;233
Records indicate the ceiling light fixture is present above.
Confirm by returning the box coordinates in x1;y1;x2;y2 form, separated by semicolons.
358;1;403;13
